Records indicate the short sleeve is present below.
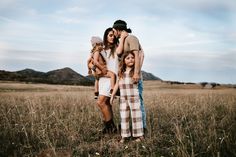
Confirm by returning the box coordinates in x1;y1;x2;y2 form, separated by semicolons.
127;35;140;51
124;35;140;52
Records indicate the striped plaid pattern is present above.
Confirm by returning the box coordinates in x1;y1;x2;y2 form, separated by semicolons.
119;73;143;137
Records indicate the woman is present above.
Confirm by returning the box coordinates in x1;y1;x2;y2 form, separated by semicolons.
96;27;119;134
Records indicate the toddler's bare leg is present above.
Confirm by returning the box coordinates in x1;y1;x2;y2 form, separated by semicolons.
95;79;99;92
94;79;99;99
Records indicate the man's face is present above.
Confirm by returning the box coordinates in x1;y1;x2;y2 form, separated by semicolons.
112;28;120;38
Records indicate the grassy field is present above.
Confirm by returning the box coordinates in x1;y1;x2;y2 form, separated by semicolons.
0;81;235;157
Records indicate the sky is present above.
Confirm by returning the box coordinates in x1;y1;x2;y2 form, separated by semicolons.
0;0;236;84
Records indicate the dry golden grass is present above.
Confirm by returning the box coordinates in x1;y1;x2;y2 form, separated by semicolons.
0;81;235;157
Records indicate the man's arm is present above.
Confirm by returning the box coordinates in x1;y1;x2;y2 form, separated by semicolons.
139;49;144;70
116;31;128;55
128;35;141;83
133;50;140;83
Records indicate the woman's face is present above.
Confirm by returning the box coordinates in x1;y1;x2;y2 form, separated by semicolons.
107;31;114;44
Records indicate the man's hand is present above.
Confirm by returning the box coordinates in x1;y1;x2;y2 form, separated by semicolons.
132;73;140;84
121;31;128;39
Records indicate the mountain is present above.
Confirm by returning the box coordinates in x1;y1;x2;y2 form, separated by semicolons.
0;67;93;86
85;71;161;81
45;67;91;85
0;68;161;85
141;71;161;81
17;68;45;77
16;68;47;82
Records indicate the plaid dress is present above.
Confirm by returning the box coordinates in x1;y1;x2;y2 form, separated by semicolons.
119;72;143;137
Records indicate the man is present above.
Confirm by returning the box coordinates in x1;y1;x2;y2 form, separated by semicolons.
112;19;147;132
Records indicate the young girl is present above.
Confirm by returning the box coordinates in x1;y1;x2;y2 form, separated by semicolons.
87;36;116;99
110;51;144;143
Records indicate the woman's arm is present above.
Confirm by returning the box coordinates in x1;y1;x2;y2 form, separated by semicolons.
110;79;119;105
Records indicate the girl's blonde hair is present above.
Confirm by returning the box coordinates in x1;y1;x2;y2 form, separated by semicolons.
91;43;103;54
118;51;135;79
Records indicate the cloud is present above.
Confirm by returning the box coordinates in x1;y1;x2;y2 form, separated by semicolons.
56;6;89;14
0;0;18;9
0;48;88;72
0;0;235;83
52;16;82;24
0;41;10;50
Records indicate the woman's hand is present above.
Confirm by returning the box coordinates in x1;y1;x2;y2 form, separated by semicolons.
101;66;107;75
110;95;114;105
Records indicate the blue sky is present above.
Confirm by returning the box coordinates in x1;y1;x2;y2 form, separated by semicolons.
0;0;236;84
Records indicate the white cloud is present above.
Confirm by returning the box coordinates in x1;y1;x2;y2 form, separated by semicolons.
56;6;89;14
53;16;82;24
0;0;235;83
0;41;10;50
0;0;18;9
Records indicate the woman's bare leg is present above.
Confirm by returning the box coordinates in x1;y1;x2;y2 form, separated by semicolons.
97;95;112;121
97;95;117;133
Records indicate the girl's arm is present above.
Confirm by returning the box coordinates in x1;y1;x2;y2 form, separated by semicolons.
110;79;119;105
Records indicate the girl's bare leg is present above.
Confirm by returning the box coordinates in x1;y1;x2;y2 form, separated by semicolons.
94;79;99;99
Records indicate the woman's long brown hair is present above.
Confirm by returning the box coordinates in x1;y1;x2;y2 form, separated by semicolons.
118;51;135;79
103;27;118;58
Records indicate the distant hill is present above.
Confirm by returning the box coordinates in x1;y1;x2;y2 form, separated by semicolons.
0;68;161;85
45;67;91;85
86;70;161;82
0;67;93;86
141;71;161;81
